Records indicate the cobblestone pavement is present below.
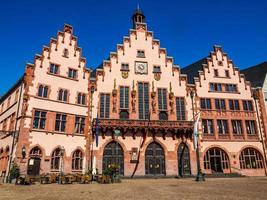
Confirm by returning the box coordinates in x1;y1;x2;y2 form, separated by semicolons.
0;177;266;200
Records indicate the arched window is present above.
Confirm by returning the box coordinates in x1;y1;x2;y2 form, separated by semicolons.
63;48;69;58
38;85;48;98
239;148;264;169
204;147;230;173
72;150;83;171
63;90;68;102
120;110;129;119
58;89;68;102
30;146;42;157
82;94;86;105
77;93;82;104
58;89;63;101
38;85;43;97
51;148;61;170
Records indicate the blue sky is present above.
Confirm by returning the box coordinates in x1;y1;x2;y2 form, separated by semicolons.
1;0;267;96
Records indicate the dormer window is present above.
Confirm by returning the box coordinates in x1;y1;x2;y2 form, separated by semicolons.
121;63;129;71
137;50;145;58
49;63;59;75
153;66;161;73
63;48;69;58
68;68;77;79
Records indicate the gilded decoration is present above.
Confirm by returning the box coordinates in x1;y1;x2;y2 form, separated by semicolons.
112;79;117;113
169;82;174;113
154;72;161;81
151;81;156;113
131;80;137;113
121;71;129;79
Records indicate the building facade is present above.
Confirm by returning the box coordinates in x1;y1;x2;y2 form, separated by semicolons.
0;10;267;181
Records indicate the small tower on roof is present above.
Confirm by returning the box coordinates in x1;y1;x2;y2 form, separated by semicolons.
132;7;145;29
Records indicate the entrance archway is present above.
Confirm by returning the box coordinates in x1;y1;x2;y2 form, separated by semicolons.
27;147;42;176
102;141;124;175
204;147;230;173
145;142;166;176
178;143;191;176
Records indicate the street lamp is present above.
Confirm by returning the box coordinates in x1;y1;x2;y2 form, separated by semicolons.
22;146;26;159
190;91;205;182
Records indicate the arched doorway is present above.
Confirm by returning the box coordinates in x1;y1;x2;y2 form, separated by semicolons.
27;147;42;176
102;141;124;175
178;143;191;176
145;142;166;176
204;147;230;173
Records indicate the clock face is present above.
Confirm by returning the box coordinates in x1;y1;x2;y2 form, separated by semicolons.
135;61;148;74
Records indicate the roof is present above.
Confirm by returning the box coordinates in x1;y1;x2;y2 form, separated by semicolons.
0;75;24;104
181;58;207;84
241;62;267;88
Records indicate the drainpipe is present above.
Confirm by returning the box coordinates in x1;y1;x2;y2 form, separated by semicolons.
253;89;267;176
5;81;23;183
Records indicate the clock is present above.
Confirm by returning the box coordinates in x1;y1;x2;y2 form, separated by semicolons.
135;61;148;74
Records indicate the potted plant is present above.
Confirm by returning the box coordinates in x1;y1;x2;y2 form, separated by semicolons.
9;163;20;184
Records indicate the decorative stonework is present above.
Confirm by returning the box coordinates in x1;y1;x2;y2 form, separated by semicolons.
169;82;174;114
151;81;156;113
131;80;137;113
112;79;117;113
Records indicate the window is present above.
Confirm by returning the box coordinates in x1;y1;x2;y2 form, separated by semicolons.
204;148;229;171
33;110;47;129
119;110;129;119
15;89;19;101
153;66;161;73
68;68;77;79
217;120;228;135
243;100;253;111
38;85;48;98
137;50;145;58
159;111;168;120
158;88;167;110
77;93;86;105
209;83;222;92
202;119;214;135
7;97;11;108
200;98;212;110
229;100;239;110
239;148;263;169
55;114;67;132
245;121;257;135
72;150;83;171
63;48;69;58
215;99;226;110
138;83;149;119
100;94;110;118
51;148;61;170
214;69;218;77
49;63;59;74
225;84;237;93
231;120;243;135
9;113;16;131
58;89;68;102
121;63;129;71
2;119;7;131
176;97;185;120
225;70;230;78
120;86;129;109
75;116;85;134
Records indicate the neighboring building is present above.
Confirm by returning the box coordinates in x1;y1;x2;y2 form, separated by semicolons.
0;24;91;181
182;47;267;176
0;9;267;181
241;62;267;106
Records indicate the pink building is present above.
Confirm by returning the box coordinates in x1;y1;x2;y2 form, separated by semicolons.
0;9;266;181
